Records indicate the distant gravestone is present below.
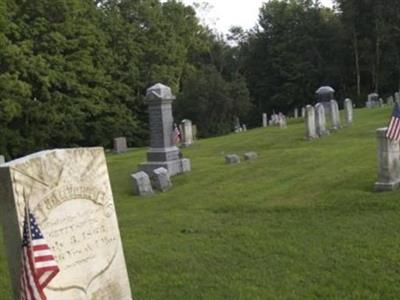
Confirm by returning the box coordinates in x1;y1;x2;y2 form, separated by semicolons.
330;100;341;130
151;167;172;192
225;154;240;165
181;158;191;173
315;103;328;137
244;152;258;161
131;171;154;196
374;128;400;191
262;113;268;127
139;83;190;176
0;155;4;164
315;86;335;113
395;92;400;104
379;98;384;107
387;96;394;106
234;116;241;133
294;108;299;118
344;98;353;125
181;119;193;147
192;124;198;141
366;93;379;108
278;113;287;128
113;137;128;153
305;105;318;139
301;107;306;118
242;124;247;132
0;148;132;299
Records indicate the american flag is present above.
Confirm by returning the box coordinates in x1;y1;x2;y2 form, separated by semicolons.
20;208;59;300
386;103;400;141
172;123;181;145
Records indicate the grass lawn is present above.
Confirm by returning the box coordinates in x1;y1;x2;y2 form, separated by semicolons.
1;107;400;299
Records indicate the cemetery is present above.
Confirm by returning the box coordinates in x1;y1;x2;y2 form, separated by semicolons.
2;0;400;299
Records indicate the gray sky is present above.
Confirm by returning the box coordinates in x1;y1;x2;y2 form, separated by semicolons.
179;0;334;34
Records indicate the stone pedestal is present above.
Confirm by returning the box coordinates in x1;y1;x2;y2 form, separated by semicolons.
305;105;318;139
139;83;190;176
315;103;328;137
181;119;193;147
374;128;400;191
344;98;353;125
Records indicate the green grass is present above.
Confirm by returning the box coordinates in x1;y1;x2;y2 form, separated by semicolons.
1;107;400;299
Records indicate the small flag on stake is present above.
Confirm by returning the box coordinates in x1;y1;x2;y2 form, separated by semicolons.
172;123;181;145
20;206;59;300
386;103;400;141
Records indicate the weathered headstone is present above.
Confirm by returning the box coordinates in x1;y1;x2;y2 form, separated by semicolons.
242;124;247;132
151;167;172;192
301;107;306;118
192;124;198;141
234;116;241;133
374;128;400;191
181;119;193;147
244;152;258;161
181;158;191;173
294;108;299;118
315;86;335;113
262;113;268;127
139;83;190;176
305;105;318;139
131;171;154;196
330;100;341;130
0;148;132;299
113;137;128;153
387;96;394;106
344;98;353;125
270;113;279;126
366;93;379;108
0;155;4;164
315;103;328;137
379;98;384;107
278;113;287;128
225;154;240;165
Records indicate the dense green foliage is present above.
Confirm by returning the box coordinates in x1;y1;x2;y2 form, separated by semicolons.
1;106;399;299
1;0;400;156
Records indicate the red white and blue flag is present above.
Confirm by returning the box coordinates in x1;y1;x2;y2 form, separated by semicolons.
386;103;400;141
20;208;59;300
172;123;181;145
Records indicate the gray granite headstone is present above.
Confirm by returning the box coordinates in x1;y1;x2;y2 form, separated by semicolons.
262;113;268;127
344;98;353;125
315;103;328;137
113;137;128;153
181;119;193;147
366;93;379;108
244;152;258;161
131;171;154;196
315;86;335;113
181;158;191;173
139;83;191;176
0;155;4;165
294;108;299;118
151;167;172;192
301;107;306;118
330;100;341;130
305;105;318;139
225;154;240;165
374;128;400;191
234;116;241;132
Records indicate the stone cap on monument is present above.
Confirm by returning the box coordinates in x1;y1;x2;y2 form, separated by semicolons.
315;86;335;102
146;83;175;103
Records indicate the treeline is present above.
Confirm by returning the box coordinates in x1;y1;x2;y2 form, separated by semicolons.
1;0;400;158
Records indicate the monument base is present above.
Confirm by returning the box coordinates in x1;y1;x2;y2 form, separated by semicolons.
139;158;191;176
374;180;400;192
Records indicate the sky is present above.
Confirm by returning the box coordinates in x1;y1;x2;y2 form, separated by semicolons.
179;0;334;34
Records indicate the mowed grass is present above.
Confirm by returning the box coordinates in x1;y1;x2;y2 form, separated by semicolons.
1;107;400;299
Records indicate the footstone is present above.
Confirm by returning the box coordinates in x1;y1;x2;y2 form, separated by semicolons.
113;137;128;153
131;171;154;196
315;103;328;137
305;105;318;139
139;83;190;176
181;158;191;173
374;128;400;191
225;154;240;164
244;152;258;161
344;98;353;125
0;155;4;164
151;167;172;192
0;148;132;300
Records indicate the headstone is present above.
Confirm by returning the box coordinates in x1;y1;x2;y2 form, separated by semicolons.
181;119;193;147
366;93;379;108
395;92;400;104
181;158;191;173
139;83;190;176
294;108;299;118
225;154;240;165
131;171;154;196
242;124;247;132
244;152;258;161
234;116;241;133
0;148;132;299
344;98;353;125
330;99;341;130
379;98;384;107
305;105;318;139
0;155;4;164
301;107;306;118
262;113;268;127
270;113;279;126
278;113;287;128
315;86;335;113
113;137;128;153
387;96;394;106
192;124;198;141
151;167;172;192
374;128;400;191
315;103;328;137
